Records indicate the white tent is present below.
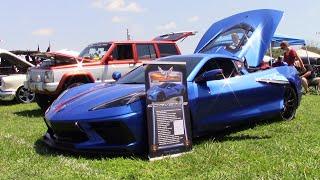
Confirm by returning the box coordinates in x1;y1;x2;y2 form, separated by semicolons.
296;49;320;58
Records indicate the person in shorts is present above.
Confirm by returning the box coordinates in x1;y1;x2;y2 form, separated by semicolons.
300;63;320;93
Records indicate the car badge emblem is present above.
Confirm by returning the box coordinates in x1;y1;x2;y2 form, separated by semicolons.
158;66;173;79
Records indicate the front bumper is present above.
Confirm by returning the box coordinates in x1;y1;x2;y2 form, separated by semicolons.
25;81;59;94
0;90;15;101
43;112;147;154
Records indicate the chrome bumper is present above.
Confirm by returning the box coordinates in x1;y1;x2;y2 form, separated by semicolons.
25;81;59;93
0;90;15;101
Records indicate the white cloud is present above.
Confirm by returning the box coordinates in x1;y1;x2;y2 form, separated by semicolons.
188;16;199;22
32;28;54;36
92;0;144;13
157;21;177;31
111;16;126;23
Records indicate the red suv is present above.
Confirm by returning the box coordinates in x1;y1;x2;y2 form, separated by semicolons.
25;32;195;110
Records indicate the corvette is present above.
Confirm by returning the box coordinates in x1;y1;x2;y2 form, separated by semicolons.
147;83;185;102
43;9;302;154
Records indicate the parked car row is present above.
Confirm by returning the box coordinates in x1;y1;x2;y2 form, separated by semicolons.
0;9;305;155
0;49;36;103
41;9;302;154
0;32;194;106
24;32;195;111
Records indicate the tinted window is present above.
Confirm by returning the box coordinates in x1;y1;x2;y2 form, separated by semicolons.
137;44;156;59
158;44;179;57
112;44;133;60
117;56;202;84
196;58;239;79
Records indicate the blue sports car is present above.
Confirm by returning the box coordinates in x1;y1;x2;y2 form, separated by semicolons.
147;83;185;102
43;9;302;154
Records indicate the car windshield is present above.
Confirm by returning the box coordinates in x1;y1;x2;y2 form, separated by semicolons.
117;56;202;84
79;43;111;60
200;24;253;53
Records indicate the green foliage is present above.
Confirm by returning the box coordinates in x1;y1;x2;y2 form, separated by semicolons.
266;48;283;58
0;97;320;179
302;46;320;55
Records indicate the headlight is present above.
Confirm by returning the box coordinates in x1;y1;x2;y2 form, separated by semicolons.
44;71;54;83
90;91;145;111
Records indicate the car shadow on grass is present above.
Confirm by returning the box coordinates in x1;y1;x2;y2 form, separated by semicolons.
14;109;44;118
33;139;147;160
194;117;282;145
33;117;284;160
0;101;17;106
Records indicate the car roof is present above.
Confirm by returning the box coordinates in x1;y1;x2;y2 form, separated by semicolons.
161;53;241;61
88;41;177;46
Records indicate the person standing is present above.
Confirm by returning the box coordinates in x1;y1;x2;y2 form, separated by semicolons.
280;41;305;69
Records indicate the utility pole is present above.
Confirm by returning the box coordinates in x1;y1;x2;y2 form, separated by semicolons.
126;29;131;40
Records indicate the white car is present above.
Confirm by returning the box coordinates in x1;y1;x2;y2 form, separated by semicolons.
0;49;35;103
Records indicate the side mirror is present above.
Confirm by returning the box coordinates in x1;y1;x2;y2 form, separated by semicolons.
112;71;121;81
195;69;224;83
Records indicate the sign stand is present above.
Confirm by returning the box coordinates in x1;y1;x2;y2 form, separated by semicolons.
144;62;192;161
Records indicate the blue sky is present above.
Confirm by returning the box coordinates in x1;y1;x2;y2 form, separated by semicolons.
0;0;319;54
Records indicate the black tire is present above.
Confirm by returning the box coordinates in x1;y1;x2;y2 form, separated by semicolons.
16;86;35;103
280;86;298;121
35;93;54;112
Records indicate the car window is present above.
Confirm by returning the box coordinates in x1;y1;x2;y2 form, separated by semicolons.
112;44;134;60
117;56;203;84
137;44;157;60
79;43;111;61
157;44;179;57
196;58;239;80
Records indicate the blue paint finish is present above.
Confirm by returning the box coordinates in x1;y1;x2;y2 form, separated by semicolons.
43;10;302;154
195;9;283;67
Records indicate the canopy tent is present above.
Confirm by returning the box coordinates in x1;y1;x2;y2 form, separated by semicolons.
272;34;306;47
268;34;313;64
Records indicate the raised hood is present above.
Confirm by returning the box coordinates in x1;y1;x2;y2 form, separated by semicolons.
195;9;283;67
0;48;34;69
153;31;196;42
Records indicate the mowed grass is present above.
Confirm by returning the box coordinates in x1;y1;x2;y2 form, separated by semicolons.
0;95;320;179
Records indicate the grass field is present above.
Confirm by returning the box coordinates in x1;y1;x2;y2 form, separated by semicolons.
0;95;319;179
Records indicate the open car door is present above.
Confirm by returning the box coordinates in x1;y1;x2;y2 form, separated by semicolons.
153;31;196;42
195;9;283;67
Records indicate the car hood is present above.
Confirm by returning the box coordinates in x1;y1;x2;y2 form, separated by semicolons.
0;48;34;69
194;9;283;67
46;83;145;121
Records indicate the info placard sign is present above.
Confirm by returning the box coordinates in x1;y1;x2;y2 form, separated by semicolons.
145;62;192;160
